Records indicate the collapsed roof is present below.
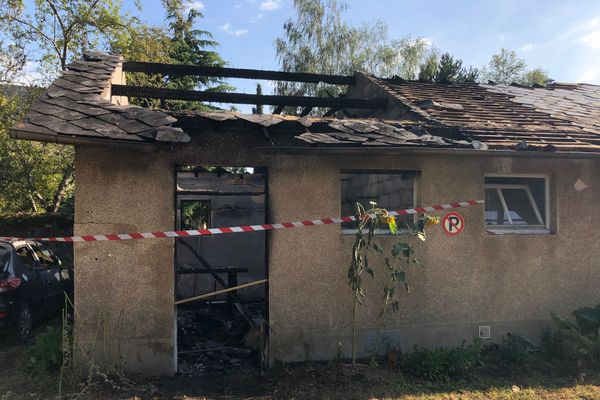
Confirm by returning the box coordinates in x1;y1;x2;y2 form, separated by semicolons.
9;52;600;154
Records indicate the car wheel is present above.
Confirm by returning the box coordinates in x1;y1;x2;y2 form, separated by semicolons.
16;303;33;341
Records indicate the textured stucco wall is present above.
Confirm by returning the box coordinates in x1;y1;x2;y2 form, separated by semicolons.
74;145;175;375
267;153;600;362
74;139;600;372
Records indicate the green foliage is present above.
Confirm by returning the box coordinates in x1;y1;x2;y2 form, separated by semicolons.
418;52;479;83
23;326;63;379
0;0;230;213
0;0;138;81
540;326;568;361
402;340;482;381
552;303;600;368
0;87;74;213
181;200;210;230
253;84;264;115
481;48;550;86
496;334;539;365
274;0;432;113
436;53;463;83
523;67;550;86
112;0;231;110
347;200;439;364
418;52;439;82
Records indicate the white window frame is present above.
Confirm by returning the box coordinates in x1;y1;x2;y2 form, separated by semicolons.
341;170;418;236
484;173;550;235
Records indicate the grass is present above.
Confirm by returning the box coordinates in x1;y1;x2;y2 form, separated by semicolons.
1;346;599;400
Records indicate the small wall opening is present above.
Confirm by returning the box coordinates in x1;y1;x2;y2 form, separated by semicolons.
174;166;268;375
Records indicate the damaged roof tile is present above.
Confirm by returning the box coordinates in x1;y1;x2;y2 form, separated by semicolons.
9;51;600;153
10;52;189;144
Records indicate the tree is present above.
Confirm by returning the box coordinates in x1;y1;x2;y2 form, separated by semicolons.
161;0;230;93
418;52;479;83
436;52;463;83
523;67;550;86
0;0;230;212
0;0;136;80
253;83;264;114
112;0;232;110
481;48;550;86
274;0;431;111
0;0;140;212
0;86;74;213
418;51;439;82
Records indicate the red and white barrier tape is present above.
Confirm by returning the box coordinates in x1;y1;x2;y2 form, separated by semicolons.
0;200;484;243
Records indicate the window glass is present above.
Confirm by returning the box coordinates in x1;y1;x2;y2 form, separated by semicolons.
0;245;10;272
16;246;37;269
484;176;547;231
341;171;416;232
31;244;59;268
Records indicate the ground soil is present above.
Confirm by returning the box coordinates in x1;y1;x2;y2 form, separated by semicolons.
1;338;599;400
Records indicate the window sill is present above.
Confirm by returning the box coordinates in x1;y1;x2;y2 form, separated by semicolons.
485;227;551;235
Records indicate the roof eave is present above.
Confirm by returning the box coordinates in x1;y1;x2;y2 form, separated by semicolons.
9;126;157;149
257;145;600;159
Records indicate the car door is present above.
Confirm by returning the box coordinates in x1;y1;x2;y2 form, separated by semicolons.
29;243;64;313
14;245;46;309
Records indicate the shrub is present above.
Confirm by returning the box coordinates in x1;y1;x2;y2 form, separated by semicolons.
497;333;539;365
23;326;63;379
552;304;600;369
401;339;482;381
541;326;568;361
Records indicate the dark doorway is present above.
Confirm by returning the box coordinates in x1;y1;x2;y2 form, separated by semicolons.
174;166;268;375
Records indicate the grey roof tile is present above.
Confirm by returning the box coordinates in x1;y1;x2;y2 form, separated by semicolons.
9;52;188;144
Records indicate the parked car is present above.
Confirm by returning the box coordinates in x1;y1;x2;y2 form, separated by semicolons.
0;239;73;340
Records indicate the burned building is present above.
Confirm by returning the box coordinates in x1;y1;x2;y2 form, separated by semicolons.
9;52;600;375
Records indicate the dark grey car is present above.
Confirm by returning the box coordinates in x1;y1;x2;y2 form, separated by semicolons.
0;239;72;340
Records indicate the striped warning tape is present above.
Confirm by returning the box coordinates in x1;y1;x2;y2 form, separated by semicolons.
0;200;484;243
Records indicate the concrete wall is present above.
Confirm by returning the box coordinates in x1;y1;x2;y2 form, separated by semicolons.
267;152;600;362
73;140;600;372
73;145;175;375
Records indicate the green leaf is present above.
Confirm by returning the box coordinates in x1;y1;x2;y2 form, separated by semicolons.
388;217;397;234
392;243;411;258
411;258;423;266
372;243;384;254
394;271;406;282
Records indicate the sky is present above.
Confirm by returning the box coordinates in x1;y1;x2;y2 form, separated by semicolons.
17;0;600;110
119;0;600;90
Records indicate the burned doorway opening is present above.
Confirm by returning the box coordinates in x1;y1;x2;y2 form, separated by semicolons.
174;166;268;375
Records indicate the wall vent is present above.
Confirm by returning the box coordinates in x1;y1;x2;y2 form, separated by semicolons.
479;325;491;339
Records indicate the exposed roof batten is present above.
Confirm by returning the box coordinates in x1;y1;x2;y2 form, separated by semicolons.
122;61;356;85
111;84;387;109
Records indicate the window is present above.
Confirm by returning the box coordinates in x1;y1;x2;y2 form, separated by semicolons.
484;175;549;234
30;244;60;268
16;246;37;269
0;245;10;272
341;171;416;234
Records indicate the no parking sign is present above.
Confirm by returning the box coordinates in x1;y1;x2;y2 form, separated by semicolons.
441;212;465;236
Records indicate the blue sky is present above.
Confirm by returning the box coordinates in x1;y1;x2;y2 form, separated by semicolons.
123;0;600;92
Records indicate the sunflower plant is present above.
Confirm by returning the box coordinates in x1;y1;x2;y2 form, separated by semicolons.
347;201;439;364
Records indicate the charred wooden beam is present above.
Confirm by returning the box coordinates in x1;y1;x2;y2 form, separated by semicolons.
122;61;356;85
111;84;387;109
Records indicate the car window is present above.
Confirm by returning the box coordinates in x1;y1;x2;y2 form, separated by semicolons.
30;244;59;268
0;245;10;272
15;246;37;270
